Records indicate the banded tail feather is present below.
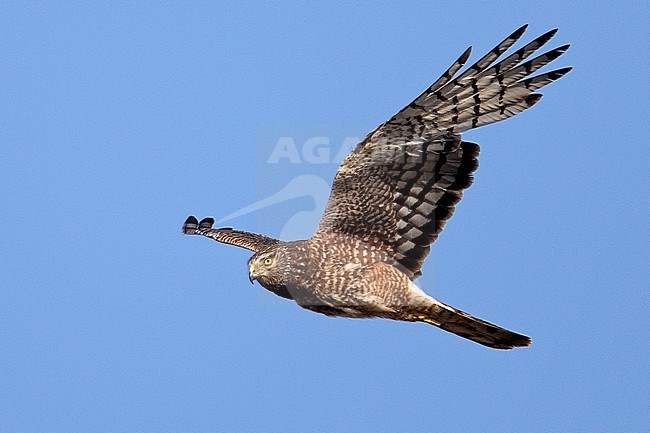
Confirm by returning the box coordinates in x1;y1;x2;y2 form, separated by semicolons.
417;298;531;349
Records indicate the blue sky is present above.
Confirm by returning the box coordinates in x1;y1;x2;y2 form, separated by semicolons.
1;2;648;432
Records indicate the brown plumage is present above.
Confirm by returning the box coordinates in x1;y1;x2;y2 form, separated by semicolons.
182;25;571;349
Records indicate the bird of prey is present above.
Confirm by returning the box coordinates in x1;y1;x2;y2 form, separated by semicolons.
183;25;571;349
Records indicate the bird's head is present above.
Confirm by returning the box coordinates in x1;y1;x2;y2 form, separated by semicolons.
248;248;285;289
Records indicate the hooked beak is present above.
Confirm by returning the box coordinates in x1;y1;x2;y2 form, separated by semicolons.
248;264;257;284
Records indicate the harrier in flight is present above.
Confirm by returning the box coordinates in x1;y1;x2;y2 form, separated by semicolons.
183;25;570;349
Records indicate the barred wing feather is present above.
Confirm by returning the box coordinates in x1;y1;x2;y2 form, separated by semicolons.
315;26;571;279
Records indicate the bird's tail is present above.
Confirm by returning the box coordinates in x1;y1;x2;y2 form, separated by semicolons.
415;298;531;350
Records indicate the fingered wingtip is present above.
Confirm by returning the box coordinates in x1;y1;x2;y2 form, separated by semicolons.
182;215;199;235
182;215;217;235
525;93;543;107
199;217;215;230
542;44;571;63
512;24;529;38
536;28;559;46
548;66;573;80
458;46;472;64
556;43;571;54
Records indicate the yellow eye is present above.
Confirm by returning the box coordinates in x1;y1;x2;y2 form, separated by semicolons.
263;257;273;266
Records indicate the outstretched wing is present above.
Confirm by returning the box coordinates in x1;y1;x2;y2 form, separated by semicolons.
315;25;571;279
182;216;281;252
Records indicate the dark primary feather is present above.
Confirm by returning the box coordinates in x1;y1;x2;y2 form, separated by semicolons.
316;26;571;279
